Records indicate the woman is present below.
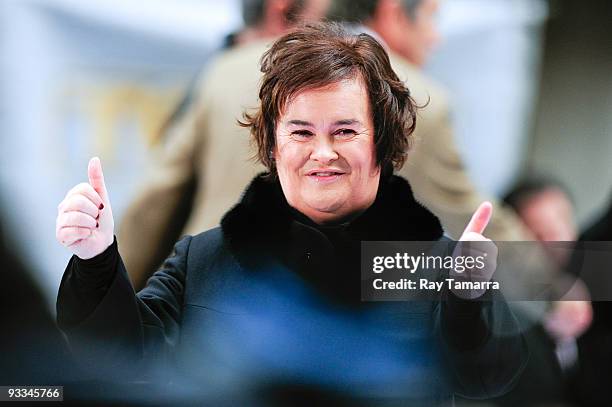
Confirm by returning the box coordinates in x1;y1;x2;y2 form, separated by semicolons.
55;23;525;403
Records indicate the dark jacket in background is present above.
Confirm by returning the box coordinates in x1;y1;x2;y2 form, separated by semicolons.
570;195;612;406
57;174;527;404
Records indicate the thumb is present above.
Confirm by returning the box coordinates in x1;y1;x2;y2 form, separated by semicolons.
462;201;493;237
88;157;109;202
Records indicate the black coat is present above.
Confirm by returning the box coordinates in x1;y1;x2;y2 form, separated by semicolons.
57;174;527;404
569;194;612;405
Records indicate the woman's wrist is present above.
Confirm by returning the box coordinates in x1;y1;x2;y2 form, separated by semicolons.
76;236;117;266
73;236;119;292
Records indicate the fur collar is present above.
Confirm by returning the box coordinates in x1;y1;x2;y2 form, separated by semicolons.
220;173;443;262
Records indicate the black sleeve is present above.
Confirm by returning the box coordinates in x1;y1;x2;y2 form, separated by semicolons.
441;293;489;350
56;235;192;375
426;236;528;399
56;238;120;328
438;291;528;400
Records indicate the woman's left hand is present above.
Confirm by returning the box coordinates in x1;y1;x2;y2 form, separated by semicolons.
450;202;498;299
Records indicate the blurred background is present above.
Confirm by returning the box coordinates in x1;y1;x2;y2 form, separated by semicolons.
0;0;611;312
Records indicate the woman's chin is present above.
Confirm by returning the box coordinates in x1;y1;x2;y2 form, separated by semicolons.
302;194;345;212
299;199;350;223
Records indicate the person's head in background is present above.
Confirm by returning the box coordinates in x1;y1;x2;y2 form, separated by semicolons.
504;178;577;243
506;180;593;344
327;0;440;66
231;0;330;47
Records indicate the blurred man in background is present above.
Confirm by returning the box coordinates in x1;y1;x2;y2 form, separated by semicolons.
226;0;330;47
505;178;578;263
332;0;440;66
498;178;593;405
119;0;531;289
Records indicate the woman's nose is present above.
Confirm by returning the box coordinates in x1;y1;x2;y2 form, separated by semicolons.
310;137;339;164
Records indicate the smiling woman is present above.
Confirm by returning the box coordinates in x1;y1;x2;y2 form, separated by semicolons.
274;78;380;223
240;23;417;224
54;22;527;404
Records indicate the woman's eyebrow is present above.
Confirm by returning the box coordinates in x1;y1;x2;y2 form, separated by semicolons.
333;119;360;126
285;119;361;127
286;119;314;127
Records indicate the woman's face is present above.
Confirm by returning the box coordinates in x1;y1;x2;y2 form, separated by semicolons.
274;77;380;224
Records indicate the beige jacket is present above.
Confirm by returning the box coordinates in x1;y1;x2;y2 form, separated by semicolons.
118;40;530;289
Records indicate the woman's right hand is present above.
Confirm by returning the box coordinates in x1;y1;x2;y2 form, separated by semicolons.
56;157;115;259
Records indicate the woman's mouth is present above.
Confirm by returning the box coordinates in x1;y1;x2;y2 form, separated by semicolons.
306;170;346;183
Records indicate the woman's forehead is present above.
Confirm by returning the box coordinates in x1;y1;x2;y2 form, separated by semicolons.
280;78;371;124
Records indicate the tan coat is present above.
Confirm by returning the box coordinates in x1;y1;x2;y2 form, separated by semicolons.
118;40;530;289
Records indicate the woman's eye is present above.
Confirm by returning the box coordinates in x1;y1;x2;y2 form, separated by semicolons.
291;130;313;139
335;129;357;137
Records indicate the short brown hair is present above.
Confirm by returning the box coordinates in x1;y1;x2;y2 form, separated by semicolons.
241;22;417;175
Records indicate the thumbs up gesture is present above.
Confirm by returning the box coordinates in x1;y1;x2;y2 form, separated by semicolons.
56;157;114;259
450;202;498;299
